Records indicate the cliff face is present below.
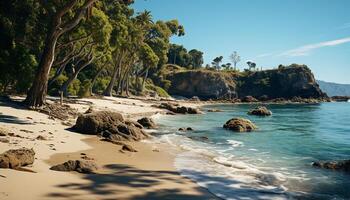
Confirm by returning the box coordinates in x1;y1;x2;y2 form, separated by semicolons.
166;65;327;100
167;70;237;99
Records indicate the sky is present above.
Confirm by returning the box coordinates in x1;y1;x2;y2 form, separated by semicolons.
133;0;350;84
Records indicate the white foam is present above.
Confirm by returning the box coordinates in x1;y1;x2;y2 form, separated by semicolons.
227;139;244;147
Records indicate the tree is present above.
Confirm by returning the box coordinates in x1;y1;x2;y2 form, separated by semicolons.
212;56;223;70
188;49;204;69
229;51;241;70
247;61;256;71
25;0;99;107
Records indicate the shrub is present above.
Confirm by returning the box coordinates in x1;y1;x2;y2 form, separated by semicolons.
78;80;92;97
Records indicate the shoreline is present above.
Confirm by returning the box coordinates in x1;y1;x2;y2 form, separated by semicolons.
0;96;218;200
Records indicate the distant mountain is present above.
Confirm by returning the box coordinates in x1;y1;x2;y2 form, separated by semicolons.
317;80;350;97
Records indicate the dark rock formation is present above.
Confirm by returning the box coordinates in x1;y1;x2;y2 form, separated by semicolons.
74;111;149;142
167;70;237;99
74;111;124;134
248;106;272;116
122;144;138;152
137;117;157;129
207;109;223;112
158;102;203;114
223;118;257;132
312;160;350;172
165;65;326;100
178;127;193;131
0;148;35;169
50;160;98;173
241;96;258;103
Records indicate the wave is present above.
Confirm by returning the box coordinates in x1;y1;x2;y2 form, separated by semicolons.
155;134;293;200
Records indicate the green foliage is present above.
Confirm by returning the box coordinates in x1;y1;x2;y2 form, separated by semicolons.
93;77;110;94
68;79;81;96
78;80;92;97
167;44;204;69
145;82;170;98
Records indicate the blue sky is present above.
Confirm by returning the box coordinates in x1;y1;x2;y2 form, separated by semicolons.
133;0;350;84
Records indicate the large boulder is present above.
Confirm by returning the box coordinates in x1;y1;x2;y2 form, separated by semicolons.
0;148;35;169
137;117;157;129
74;111;124;134
248;106;272;116
312;160;350;172
50;160;98;174
223;118;257;132
73;111;149;142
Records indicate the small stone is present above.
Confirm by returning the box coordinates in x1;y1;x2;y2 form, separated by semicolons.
122;144;138;152
36;135;47;140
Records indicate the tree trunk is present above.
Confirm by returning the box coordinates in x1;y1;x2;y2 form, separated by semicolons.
24;0;97;107
25;29;60;107
141;68;149;92
90;67;104;95
60;58;93;97
103;65;119;96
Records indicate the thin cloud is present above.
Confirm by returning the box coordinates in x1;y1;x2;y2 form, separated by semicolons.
256;53;274;58
279;37;350;57
337;22;350;30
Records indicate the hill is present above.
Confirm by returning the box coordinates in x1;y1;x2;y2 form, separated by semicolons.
316;80;350;97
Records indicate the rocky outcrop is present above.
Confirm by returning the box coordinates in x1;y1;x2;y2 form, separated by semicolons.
165;65;326;100
0;148;35;169
50;160;98;173
207;109;223;112
248;106;272;116
241;96;258;102
312;160;350;172
73;111;149;141
158;102;203;114
167;70;237;99
223;118;257;132
137;117;157;129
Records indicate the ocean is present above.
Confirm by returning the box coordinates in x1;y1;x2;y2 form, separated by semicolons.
154;102;350;200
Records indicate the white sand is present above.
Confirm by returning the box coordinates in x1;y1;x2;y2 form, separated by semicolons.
0;96;216;200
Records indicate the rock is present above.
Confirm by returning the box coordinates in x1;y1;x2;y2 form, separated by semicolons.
0;148;35;169
20;129;33;133
178;127;193;131
125;120;144;129
74;111;149;142
258;95;269;101
207;109;223;112
121;144;138;152
36;135;47;140
312;160;350;172
248;106;272;116
190;96;200;101
74;111;124;134
158;103;203;114
50;160;98;173
137;117;156;129
186;127;193;131
241;96;258;103
84;106;95;114
0;127;10;136
0;138;9;143
223;118;257;132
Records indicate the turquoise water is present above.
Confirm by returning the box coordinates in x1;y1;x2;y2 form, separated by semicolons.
155;103;350;200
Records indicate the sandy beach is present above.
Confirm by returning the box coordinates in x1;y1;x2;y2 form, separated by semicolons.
0;96;217;200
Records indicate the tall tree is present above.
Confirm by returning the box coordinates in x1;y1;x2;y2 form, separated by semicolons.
25;0;98;107
229;51;241;70
212;56;223;70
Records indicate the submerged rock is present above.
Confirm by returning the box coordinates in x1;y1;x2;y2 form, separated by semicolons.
0;148;35;169
248;106;272;116
137;117;156;129
50;160;98;174
312;160;350;172
223;118;257;132
207;109;223;112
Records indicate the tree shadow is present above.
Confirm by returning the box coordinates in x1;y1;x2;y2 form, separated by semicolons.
0;97;31;125
45;163;297;200
45;164;221;200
